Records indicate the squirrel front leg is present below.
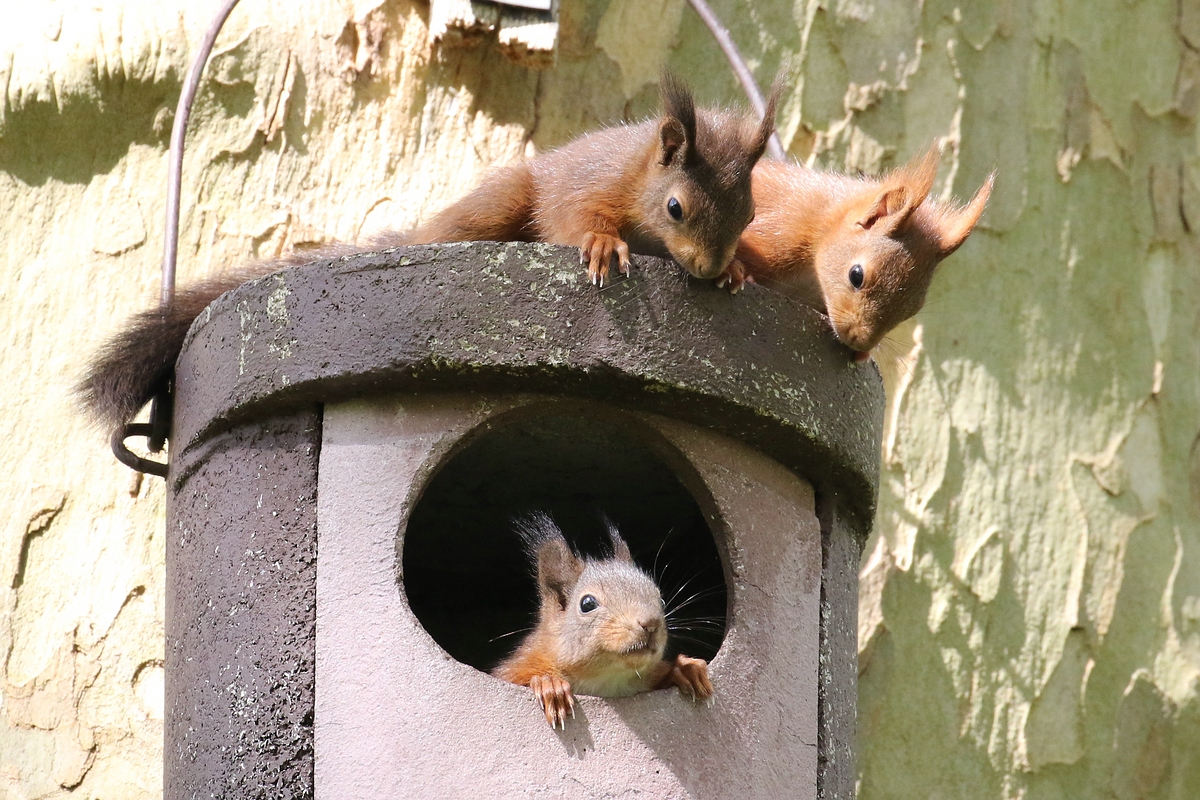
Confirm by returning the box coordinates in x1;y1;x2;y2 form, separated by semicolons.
528;673;576;729
580;222;632;288
654;654;714;702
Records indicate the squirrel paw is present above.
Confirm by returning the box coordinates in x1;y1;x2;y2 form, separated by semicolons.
529;674;576;729
580;232;631;288
669;654;714;703
715;259;754;295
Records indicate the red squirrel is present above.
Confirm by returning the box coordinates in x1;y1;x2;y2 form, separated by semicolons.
492;514;713;729
403;72;778;287
719;147;993;360
79;75;777;433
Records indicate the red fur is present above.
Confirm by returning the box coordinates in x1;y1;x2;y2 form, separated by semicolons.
727;147;993;354
493;635;565;687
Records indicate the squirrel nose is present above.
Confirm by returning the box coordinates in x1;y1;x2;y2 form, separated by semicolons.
695;256;725;280
841;322;871;352
639;619;661;635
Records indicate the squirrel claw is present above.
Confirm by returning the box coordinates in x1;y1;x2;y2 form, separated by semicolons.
616;241;632;276
715;258;751;295
581;231;630;288
530;674;575;729
669;654;713;703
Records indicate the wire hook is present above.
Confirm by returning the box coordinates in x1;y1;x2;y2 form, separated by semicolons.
110;0;242;475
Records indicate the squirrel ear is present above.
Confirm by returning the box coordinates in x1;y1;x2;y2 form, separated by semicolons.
659;72;696;167
659;118;689;166
745;72;784;163
605;521;634;563
537;537;584;611
859;145;941;233
857;186;916;232
936;172;994;256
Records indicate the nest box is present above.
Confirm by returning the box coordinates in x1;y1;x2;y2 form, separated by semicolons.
164;243;883;799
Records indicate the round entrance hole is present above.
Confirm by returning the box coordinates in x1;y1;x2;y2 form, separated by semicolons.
402;410;728;674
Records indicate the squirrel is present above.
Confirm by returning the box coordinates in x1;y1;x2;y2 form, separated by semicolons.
78;74;777;435
492;513;713;730
402;72;778;287
717;147;994;361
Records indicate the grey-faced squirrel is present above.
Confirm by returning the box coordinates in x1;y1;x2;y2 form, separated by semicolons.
718;147;994;360
78;74;778;435
492;513;713;729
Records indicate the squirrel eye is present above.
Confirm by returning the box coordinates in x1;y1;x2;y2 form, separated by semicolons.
849;263;865;290
667;197;683;221
579;595;599;613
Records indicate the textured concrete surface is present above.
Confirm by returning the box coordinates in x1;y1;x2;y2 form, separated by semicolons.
817;496;861;799
165;410;320;799
173;243;884;533
316;395;822;798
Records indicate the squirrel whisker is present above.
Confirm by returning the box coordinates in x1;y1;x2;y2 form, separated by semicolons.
651;526;678;583
667;614;726;627
492;514;715;728
489;627;535;643
663;632;715;650
666;584;725;617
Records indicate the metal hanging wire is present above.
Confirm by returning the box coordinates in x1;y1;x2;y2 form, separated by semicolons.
684;0;786;161
111;0;242;477
162;0;244;307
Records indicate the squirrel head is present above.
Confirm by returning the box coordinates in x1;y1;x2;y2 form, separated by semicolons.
642;73;780;280
816;147;994;356
519;514;667;674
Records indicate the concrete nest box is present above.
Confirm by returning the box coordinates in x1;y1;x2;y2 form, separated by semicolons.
165;242;884;799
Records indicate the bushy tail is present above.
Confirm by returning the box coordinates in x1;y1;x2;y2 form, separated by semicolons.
78;177;538;435
76;234;409;432
77;269;257;432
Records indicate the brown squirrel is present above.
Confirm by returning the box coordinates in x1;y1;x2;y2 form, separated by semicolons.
492;514;713;729
404;72;778;287
78;74;777;434
718;147;994;360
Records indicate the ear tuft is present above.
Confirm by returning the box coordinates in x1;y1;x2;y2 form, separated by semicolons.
659;72;697;167
901;145;941;207
937;171;994;256
604;518;634;563
516;513;584;611
745;71;785;163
